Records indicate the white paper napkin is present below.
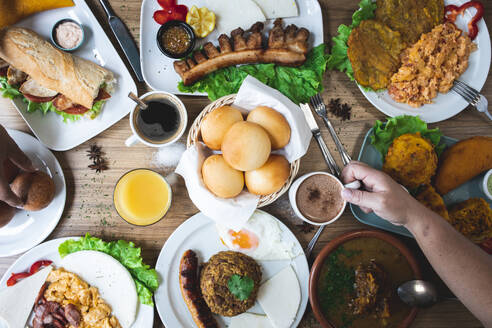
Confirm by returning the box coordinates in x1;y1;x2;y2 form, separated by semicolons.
176;76;312;230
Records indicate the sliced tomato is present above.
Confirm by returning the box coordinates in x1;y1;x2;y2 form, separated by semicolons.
0;67;7;77
158;0;176;9
6;272;31;286
29;260;53;275
154;10;172;25
480;238;492;255
95;88;111;101
63;105;90;115
23;93;57;103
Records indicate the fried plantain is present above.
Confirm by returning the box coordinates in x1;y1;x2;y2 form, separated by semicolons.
347;20;406;90
416;185;449;219
375;0;444;44
448;198;492;243
435;136;492;195
383;133;437;189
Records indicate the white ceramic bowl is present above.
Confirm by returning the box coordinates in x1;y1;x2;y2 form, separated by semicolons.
288;172;348;226
483;169;492;201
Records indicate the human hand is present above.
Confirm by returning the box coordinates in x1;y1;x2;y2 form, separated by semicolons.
0;125;35;207
340;161;421;226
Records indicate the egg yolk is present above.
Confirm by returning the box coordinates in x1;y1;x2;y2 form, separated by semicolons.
228;229;259;251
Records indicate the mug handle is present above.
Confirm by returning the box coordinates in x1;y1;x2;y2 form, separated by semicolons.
125;134;139;147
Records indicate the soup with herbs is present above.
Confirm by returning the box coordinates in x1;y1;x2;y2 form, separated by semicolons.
316;237;415;328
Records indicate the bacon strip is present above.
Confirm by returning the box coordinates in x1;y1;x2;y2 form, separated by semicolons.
174;19;310;86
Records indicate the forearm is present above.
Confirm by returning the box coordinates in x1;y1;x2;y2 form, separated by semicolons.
405;204;492;326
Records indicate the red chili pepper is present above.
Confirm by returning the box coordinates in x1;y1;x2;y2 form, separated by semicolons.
29;260;53;275
6;272;31;286
445;1;484;40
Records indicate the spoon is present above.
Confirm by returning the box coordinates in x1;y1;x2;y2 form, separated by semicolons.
397;280;458;307
128;92;148;110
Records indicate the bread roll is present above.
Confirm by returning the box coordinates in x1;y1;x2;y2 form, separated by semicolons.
0;201;15;228
202;155;244;198
0;27;114;109
10;171;55;211
247;106;291;149
201;106;243;150
221;121;271;171
245;155;290;195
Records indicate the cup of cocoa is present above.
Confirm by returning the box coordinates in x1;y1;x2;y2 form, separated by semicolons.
289;172;356;226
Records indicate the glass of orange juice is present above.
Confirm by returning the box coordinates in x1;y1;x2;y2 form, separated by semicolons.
113;169;172;226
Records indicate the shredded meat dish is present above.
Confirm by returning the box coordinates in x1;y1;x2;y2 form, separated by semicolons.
388;23;476;107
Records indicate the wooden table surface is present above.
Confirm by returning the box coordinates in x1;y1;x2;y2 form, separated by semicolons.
1;0;491;327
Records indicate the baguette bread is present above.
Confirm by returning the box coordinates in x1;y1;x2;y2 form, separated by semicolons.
0;27;113;109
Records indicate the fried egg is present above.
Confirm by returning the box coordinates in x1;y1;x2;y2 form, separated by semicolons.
216;210;298;260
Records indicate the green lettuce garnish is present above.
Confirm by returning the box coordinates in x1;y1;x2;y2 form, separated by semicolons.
178;43;329;104
370;115;446;160
326;0;377;80
59;233;159;306
0;77;106;122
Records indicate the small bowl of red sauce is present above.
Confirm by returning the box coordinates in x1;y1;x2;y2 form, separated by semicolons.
156;20;195;59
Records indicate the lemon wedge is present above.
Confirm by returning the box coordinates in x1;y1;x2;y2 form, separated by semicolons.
186;6;216;38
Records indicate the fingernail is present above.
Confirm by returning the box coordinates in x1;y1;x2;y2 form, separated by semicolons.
342;188;353;200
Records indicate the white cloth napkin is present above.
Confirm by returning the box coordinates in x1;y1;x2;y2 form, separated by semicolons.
176;76;311;230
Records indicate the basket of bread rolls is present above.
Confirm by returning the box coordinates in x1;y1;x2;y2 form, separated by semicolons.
187;94;300;207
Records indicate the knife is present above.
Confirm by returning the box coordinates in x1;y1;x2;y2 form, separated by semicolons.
98;0;144;82
300;103;341;177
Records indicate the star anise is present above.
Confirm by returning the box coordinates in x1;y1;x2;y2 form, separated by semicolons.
86;144;103;161
88;157;108;173
297;222;314;234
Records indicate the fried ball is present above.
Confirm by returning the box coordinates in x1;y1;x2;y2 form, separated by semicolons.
448;198;492;243
375;0;444;44
382;133;437;189
416;185;449;219
347;20;406;90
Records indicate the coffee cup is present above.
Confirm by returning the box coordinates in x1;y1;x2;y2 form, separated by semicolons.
289;172;360;226
125;91;187;147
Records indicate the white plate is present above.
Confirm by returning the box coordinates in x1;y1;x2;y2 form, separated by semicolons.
0;237;154;328
140;0;324;95
0;130;66;258
9;0;137;151
154;210;309;328
360;0;491;123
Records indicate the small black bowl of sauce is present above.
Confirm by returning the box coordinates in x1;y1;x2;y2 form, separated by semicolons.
156;20;195;59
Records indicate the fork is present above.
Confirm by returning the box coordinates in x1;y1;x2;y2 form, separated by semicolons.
310;94;352;165
452;80;492;121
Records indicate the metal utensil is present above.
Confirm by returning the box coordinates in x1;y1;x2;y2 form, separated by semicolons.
397;280;458;307
452;80;491;120
128;92;148;110
98;0;144;82
310;94;352;165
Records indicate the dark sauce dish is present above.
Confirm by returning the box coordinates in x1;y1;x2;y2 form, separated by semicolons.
156;20;195;59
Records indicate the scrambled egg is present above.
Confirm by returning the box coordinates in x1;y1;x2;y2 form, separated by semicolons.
383;133;437;189
388;23;476;107
45;268;121;328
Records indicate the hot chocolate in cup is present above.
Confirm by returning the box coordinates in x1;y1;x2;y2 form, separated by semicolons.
289;172;359;226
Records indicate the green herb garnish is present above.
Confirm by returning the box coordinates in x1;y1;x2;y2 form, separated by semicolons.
59;233;159;306
227;274;254;301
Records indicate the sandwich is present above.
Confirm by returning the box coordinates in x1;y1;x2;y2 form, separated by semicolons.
0;27;115;122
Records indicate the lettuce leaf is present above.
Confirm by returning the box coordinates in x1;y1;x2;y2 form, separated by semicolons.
370;115;446;160
326;0;377;80
1;78;106;122
178;43;329;104
59;233;159;306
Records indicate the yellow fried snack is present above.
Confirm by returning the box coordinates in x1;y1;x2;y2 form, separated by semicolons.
347;20;406;90
0;0;74;29
416;185;449;219
383;133;437;189
435;136;492;195
448;198;492;243
375;0;444;44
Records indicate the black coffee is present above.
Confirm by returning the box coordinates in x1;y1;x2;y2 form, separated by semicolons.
137;101;180;141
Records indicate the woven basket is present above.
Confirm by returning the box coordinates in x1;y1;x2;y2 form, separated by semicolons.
187;94;300;207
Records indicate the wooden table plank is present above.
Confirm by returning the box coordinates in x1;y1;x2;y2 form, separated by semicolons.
0;0;491;327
